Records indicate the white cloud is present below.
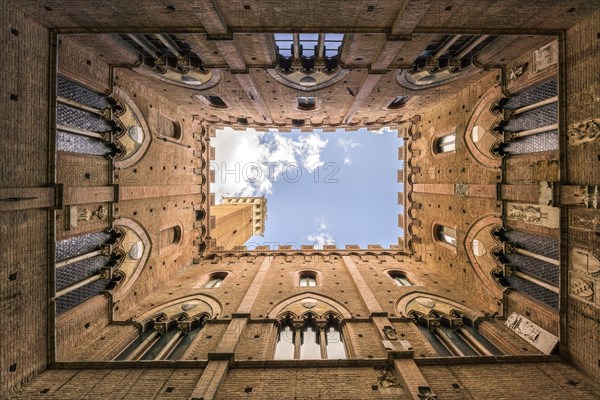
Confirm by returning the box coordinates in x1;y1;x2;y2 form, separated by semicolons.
211;129;328;200
306;217;335;249
337;137;361;166
371;126;393;135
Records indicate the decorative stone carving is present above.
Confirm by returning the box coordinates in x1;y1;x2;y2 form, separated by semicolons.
570;209;600;230
538;181;554;206
455;182;469;197
508;63;527;80
66;205;108;229
570;277;594;301
578;185;599;209
383;325;397;340
568;118;600;146
301;298;317;309
505;312;558;354
375;367;402;388
533;41;558;72
506;203;559;228
570;248;600;277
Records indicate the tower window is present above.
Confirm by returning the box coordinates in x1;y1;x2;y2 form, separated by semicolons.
205;272;227;288
158;115;181;139
160;225;182;248
297;96;316;111
205;95;228;108
299;272;317;287
434;133;456;153
435;225;457;247
388;95;409;109
389;271;412;286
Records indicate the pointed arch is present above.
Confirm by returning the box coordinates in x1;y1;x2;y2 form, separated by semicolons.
267;292;351;319
112;217;152;297
396;291;481;320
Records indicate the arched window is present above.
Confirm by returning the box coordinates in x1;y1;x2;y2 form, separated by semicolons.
274;316;296;360
434;133;456;153
300;316;321;360
274;314;347;360
204;95;228;108
413;313;502;357
435;225;457;247
388;271;412;286
115;317;205;361
388;95;409;109
158;115;181;140
298;96;316;111
299;272;317;287
160;225;182;249
324;315;346;359
205;272;227;288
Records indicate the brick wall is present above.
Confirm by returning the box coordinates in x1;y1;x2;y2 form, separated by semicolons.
0;0;50;397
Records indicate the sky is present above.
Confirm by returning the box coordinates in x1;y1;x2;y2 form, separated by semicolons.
210;127;404;249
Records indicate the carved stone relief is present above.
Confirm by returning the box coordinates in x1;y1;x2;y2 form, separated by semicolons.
568;118;600;146
570;276;594;302
533;41;558;73
509;63;528;81
570;209;600;231
505;312;558;354
506;203;559;228
455;182;470;197
569;247;600;306
66;205;108;230
570;247;600;277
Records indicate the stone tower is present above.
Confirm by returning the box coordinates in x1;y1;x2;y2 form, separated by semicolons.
209;196;267;249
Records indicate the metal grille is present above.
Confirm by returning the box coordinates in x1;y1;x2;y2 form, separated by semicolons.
505;130;559;154
506;253;559;286
503;103;558;133
57;76;109;110
507;275;558;309
56;256;110;291
56;130;109;156
505;230;559;260
57;103;112;133
505;79;557;109
55;231;110;261
56;279;110;315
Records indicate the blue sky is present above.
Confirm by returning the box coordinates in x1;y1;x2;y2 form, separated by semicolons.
211;127;404;249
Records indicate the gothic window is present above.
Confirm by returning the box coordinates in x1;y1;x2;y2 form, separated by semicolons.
435;225;457;247
275;33;344;72
115;318;205;361
388;95;410;109
205;272;227;288
388;271;412;286
160;225;182;249
324;316;347;359
204;95;228;108
433;133;456;153
299;272;317;287
274;316;296;360
298;96;316;111
413;313;502;357
274;314;347;360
